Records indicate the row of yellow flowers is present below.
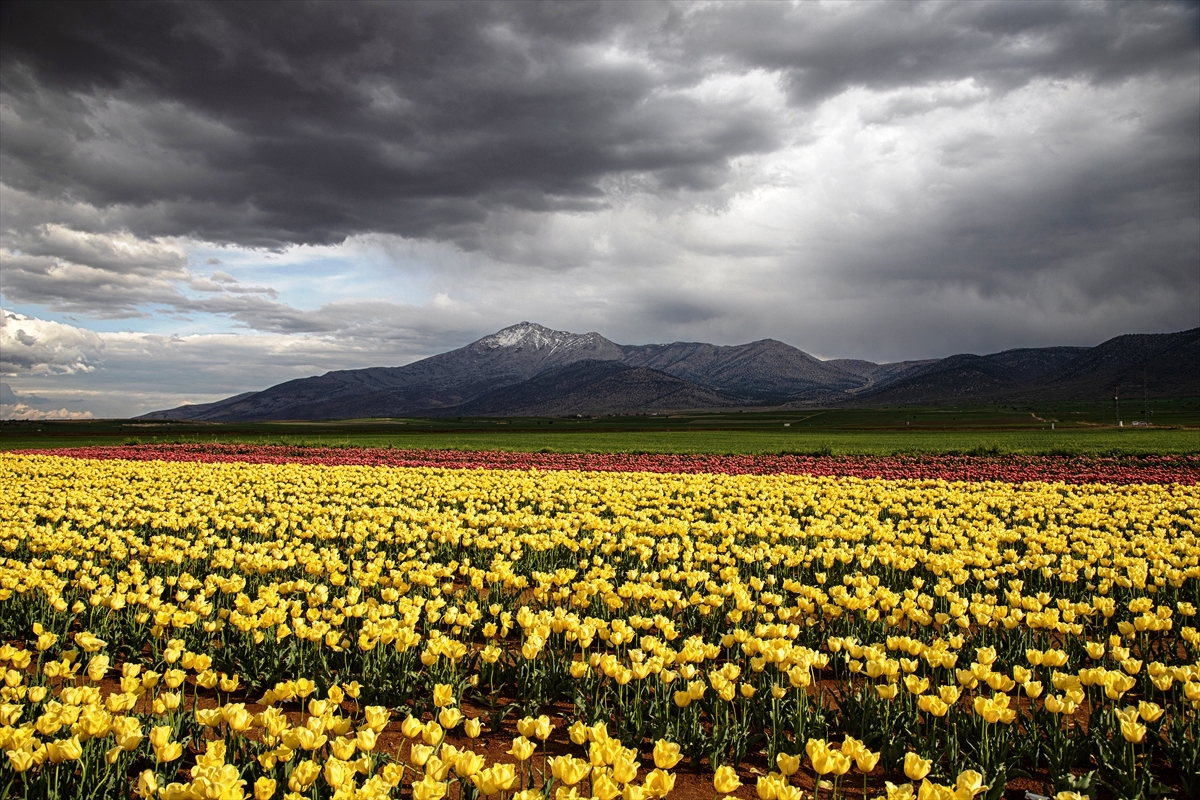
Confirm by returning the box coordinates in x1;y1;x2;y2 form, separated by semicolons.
0;454;1197;799
0;645;996;800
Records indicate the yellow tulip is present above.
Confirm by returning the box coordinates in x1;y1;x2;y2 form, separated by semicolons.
756;774;780;800
827;751;852;776
592;771;622;800
456;751;486;778
472;764;517;796
331;736;357;761
289;759;322;792
904;752;932;781
363;705;390;733
550;755;592;786
954;770;986;798
653;739;683;770
809;744;842;776
1120;720;1147;744
644;769;676;798
1138;701;1164;723
401;715;424;738
714;765;742;794
144;724;170;750
380;763;406;788
292;727;327;751
411;743;434;766
855;748;881;774
324;758;357;791
612;751;640;784
223;704;253;732
137;770;159;799
433;683;455;708
534;714;553;741
776;752;801;776
47;735;83;763
777;785;804;800
253;776;276;800
425;755;452;781
155;741;184;763
86;654;110;682
355;727;378;752
7;750;34;772
508;736;536;762
422;721;444;745
413;775;448;800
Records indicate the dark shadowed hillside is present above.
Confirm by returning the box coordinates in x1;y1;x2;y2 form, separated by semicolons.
853;330;1198;406
619;339;874;402
449;360;747;416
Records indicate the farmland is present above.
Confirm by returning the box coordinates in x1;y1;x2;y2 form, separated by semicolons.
0;446;1198;799
1;399;1198;455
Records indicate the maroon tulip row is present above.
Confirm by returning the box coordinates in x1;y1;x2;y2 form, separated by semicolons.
13;443;1198;484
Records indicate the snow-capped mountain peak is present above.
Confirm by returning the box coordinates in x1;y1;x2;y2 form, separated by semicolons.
481;322;604;351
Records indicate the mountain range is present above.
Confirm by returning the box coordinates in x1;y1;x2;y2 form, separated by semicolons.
143;322;1199;421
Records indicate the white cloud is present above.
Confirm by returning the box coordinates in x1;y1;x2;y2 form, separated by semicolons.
0;402;93;421
0;310;105;375
0;308;490;417
14;223;188;275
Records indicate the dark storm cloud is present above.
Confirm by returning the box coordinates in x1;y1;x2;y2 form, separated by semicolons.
685;1;1199;104
0;0;779;248
2;0;1193;251
833;94;1199;300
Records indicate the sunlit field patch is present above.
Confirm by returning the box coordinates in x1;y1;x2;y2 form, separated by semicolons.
0;452;1197;799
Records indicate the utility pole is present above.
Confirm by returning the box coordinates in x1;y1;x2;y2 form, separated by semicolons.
1114;387;1120;427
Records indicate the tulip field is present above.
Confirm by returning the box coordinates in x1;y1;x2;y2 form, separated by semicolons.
0;446;1197;800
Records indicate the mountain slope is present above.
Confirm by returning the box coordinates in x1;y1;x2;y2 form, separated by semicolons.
619;339;870;402
149;322;625;421
141;323;1199;421
822;358;938;394
852;330;1198;405
146;321;834;421
848;347;1087;405
139;392;256;421
449;360;747;416
1037;328;1200;400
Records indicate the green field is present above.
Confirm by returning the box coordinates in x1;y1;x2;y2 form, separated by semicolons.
2;400;1197;455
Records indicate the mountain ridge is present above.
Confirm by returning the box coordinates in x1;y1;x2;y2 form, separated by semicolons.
141;322;1199;421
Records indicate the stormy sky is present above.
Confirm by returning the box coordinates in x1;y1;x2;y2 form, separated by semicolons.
1;1;1197;418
